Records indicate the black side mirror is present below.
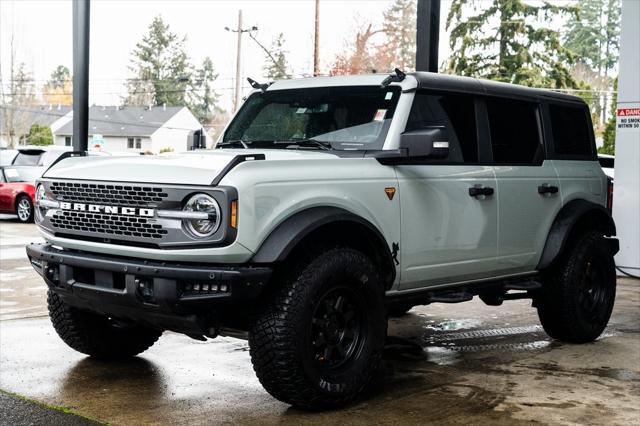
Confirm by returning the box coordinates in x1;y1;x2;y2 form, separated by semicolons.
399;127;450;159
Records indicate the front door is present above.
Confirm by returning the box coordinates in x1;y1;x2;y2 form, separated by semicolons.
397;91;498;289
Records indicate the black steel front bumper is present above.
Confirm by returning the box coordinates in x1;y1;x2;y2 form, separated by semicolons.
26;243;272;336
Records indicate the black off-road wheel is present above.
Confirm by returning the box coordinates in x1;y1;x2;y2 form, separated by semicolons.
48;290;162;359
249;247;387;410
537;231;616;343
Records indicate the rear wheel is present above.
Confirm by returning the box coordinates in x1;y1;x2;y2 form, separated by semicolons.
249;247;387;409
48;290;162;359
16;195;33;223
537;231;616;343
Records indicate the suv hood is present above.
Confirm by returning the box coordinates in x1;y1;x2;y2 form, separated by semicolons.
43;149;339;185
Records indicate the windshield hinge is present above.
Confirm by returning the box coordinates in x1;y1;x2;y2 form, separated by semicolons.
247;77;272;93
381;68;406;88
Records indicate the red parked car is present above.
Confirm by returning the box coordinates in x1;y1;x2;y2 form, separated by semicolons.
0;166;44;223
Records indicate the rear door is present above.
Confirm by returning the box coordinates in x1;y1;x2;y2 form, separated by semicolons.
397;91;498;289
546;103;605;207
483;97;563;275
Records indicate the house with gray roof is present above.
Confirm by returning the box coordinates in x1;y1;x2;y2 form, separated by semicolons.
53;105;201;154
0;104;72;148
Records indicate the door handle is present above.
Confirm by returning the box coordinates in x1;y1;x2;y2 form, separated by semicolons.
468;186;494;198
538;184;559;195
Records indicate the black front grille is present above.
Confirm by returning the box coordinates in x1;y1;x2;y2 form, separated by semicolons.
50;181;168;207
50;211;168;239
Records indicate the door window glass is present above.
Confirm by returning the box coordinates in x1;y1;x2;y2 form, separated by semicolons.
486;98;542;164
405;92;478;163
549;104;593;157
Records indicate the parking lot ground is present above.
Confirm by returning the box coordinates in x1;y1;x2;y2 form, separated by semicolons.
1;219;639;425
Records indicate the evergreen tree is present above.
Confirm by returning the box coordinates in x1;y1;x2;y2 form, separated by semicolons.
379;0;416;71
600;77;617;155
26;124;53;146
126;16;191;106
189;57;220;123
47;65;71;89
446;0;577;88
263;33;291;80
564;0;620;125
43;65;72;106
564;0;620;78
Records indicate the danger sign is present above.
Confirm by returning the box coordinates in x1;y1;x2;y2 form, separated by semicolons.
617;108;640;117
616;104;640;132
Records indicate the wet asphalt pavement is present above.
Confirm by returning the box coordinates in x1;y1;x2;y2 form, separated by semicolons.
1;218;639;425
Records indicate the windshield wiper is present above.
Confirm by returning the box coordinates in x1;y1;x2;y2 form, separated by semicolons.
217;139;249;149
274;139;332;151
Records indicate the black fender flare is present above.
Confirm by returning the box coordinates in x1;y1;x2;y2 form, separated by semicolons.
251;206;396;284
537;199;617;270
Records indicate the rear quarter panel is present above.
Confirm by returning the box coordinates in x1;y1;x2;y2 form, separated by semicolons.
551;160;607;207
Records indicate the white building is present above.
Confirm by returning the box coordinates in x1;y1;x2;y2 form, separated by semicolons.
53;105;201;154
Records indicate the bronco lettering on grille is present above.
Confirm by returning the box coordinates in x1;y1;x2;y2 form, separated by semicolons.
59;202;154;217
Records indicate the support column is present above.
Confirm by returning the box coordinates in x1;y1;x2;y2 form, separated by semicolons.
72;0;90;151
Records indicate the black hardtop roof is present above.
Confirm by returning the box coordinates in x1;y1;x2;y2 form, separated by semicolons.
411;72;585;105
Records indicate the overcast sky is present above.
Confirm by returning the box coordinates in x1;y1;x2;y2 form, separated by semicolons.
1;0;456;110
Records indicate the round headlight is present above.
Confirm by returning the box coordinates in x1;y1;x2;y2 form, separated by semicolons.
183;194;221;238
35;184;47;222
36;184;46;202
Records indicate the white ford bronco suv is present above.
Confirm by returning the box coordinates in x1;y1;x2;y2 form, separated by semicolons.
28;71;618;409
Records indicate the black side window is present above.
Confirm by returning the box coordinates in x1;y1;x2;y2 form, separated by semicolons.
549;104;593;158
405;92;478;163
486;98;542;164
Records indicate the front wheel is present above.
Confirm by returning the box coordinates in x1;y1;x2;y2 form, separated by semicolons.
536;231;616;343
249;247;387;409
16;195;34;223
48;290;162;359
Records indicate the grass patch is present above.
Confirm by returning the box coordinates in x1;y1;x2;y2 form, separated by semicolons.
0;388;106;424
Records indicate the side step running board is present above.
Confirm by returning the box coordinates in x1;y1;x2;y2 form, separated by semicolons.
428;292;474;304
504;280;542;291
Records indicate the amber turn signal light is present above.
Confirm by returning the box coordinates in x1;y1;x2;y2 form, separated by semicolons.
230;200;238;228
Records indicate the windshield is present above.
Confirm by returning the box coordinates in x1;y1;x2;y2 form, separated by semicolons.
2;166;44;183
223;86;401;150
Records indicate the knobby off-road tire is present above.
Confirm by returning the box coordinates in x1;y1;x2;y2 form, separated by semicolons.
48;290;162;359
249;247;387;410
537;231;616;343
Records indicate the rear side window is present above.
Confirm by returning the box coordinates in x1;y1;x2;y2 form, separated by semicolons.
549;104;593;158
405;92;478;163
486;98;542;164
12;151;42;166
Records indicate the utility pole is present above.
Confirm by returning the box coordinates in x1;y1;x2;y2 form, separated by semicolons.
313;0;320;76
234;10;243;112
